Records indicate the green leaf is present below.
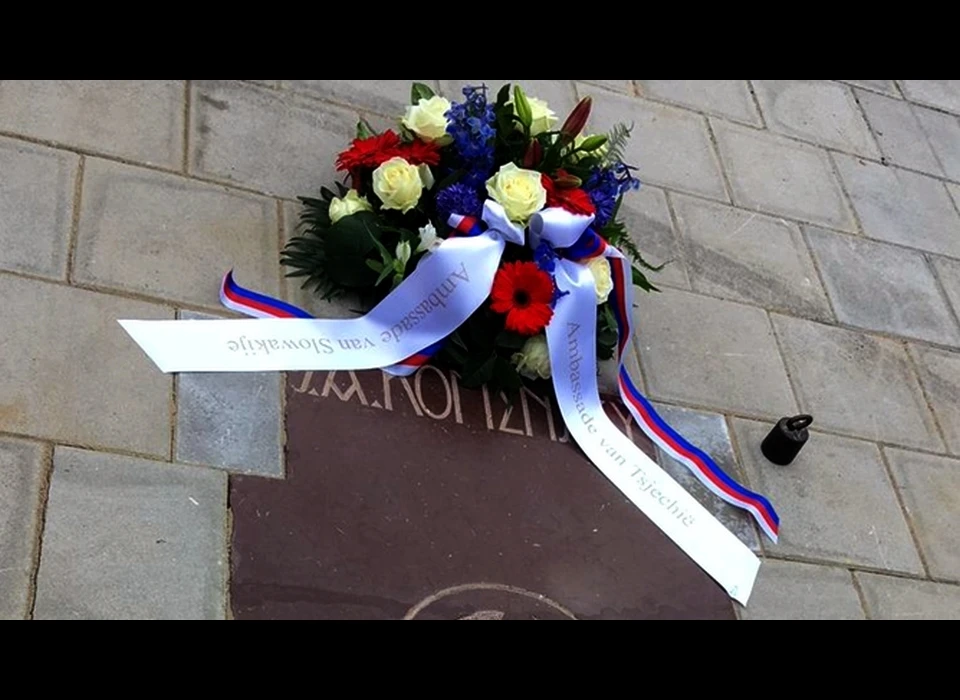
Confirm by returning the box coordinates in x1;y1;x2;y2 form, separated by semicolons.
461;352;497;388
356;118;374;140
322;211;381;288
411;82;436;103
496;330;527;350
320;186;337;202
365;259;384;273
493;356;523;393
632;266;661;292
512;85;533;131
578;134;608;152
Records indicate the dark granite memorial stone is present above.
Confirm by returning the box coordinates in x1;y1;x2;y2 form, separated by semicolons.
229;368;736;620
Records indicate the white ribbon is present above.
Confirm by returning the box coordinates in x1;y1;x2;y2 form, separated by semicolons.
119;201;523;373
530;208;760;604
120;200;760;603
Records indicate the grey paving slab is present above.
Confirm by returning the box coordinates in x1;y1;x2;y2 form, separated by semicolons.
732;419;923;573
855;572;960;619
771;315;942;451
671;193;833;320
74;158;279;308
898;80;960;115
740;560;865;620
910;346;960;455
650;402;760;551
0;274;173;457
440;80;577;119
0;80;184;168
805;227;960;345
930;254;960;333
0;136;78;279
618;185;689;289
711;119;855;231
176;310;283;477
855;89;943;175
834;154;960;258
282;80;438;116
753;80;879;157
34;447;227;620
635;288;796;417
0;438;46;619
844;80;899;97
598;344;644;395
914;106;960;182
635;80;761;126
190;80;358;198
576;86;727;200
885;448;960;581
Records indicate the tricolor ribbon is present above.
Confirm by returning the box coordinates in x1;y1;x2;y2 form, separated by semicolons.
119;201;779;604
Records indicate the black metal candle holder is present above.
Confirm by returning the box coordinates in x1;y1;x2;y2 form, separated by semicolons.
761;415;813;466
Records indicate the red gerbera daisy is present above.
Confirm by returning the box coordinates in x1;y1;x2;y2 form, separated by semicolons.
541;172;596;217
395;138;442;166
490;261;555;335
335;130;402;173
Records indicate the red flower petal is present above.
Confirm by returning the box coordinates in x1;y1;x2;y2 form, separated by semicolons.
490;261;556;336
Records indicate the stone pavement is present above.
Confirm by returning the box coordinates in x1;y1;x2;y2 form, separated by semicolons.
2;79;960;619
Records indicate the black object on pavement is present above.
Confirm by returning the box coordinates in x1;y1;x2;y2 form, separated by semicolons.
761;415;813;466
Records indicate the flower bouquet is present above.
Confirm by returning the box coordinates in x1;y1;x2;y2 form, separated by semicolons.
280;82;662;394
119;82;780;601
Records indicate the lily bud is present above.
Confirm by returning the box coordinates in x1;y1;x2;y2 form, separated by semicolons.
560;96;592;139
523;139;543;168
553;169;582;189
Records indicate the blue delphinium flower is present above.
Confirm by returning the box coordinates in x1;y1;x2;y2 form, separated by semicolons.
435;182;483;222
445;85;497;189
584;162;642;229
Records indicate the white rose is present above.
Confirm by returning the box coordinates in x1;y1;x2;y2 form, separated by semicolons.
511;334;551;380
587;257;614;304
402;96;453;144
328;189;372;224
416;222;440;253
511;96;557;136
372;157;424;213
485;162;547;224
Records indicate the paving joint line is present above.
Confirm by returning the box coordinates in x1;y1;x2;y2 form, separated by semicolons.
926;253;960;331
760;551;932;583
849;85;890;167
0;127;302;203
834;80;903;101
765;309;805;414
659;189;695;291
649;276;960;357
181;80;191;174
702;116;736;204
797;226;841;324
849;569;873;619
25;442;54;620
902;342;951;453
639;394;959;460
824;149;866;237
65;155;85;284
876;444;933;579
745;80;768;129
650;181;960;266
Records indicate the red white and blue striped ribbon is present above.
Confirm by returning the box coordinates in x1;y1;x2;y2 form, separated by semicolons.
565;228;780;543
219;270;437;377
216;211;491;376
